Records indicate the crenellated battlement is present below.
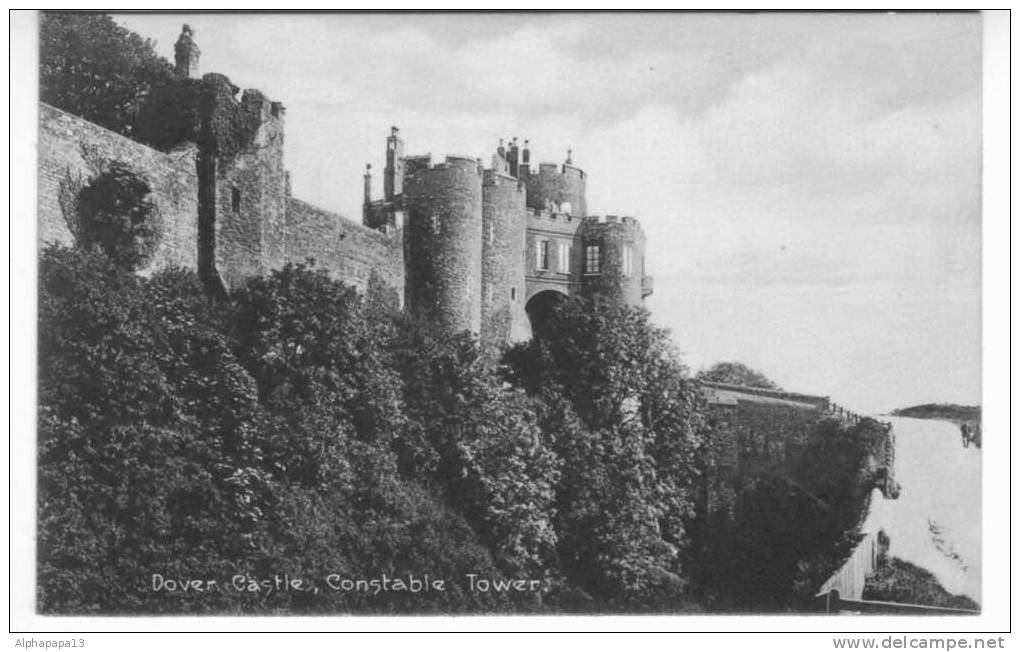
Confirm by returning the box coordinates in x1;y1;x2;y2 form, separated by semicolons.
403;154;483;176
483;168;524;189
582;215;642;227
526;207;577;222
524;161;586;180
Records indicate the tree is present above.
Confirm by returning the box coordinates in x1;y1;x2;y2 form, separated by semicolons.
503;295;706;608
696;361;781;390
40;12;175;138
225;264;534;613
392;319;560;579
36;249;521;614
228;263;405;490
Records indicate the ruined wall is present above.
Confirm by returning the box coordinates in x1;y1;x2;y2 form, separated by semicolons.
403;155;483;334
481;170;528;345
134;73;288;291
284;197;404;298
205;80;288;290
37;103;200;272
523;162;587;216
579;215;648;306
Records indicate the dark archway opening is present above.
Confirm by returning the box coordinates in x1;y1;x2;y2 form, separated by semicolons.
525;289;568;339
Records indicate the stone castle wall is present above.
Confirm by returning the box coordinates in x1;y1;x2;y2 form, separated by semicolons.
37;103;200;272
285;197;404;296
38;96;403;303
40;74;651;340
39;21;653;343
212;89;289;289
524;208;584;301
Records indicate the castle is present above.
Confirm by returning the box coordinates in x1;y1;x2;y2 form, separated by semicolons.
38;25;653;344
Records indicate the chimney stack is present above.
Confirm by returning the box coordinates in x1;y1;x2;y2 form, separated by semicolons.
174;24;200;78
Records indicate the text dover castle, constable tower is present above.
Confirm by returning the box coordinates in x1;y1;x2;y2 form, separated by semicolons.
38;25;653;344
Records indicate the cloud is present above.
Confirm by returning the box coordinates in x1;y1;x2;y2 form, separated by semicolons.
110;12;983;412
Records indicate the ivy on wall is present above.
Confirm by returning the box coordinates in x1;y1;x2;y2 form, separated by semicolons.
76;162;163;270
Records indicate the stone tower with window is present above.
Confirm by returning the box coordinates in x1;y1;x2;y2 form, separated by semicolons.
364;131;653;343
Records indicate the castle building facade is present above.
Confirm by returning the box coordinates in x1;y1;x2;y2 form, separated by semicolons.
38;25;653;344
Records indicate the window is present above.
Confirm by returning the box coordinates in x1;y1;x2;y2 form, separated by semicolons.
231;188;241;213
536;240;549;270
430;215;440;234
511;287;517;302
623;245;634;276
558;242;571;273
585;244;601;274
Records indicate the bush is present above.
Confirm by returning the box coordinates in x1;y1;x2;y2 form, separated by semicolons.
76;162;162;270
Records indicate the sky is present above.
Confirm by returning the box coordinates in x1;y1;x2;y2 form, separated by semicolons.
114;12;983;415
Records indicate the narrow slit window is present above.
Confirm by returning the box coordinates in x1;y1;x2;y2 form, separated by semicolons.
231;188;241;213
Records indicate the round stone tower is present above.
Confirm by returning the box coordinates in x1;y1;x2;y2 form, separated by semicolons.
403;155;484;334
523;158;587;216
481;169;528;345
579;215;649;306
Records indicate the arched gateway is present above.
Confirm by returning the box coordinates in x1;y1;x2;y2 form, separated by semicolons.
524;289;569;336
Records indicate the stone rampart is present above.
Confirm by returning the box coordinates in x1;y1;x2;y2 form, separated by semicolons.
38;103;200;272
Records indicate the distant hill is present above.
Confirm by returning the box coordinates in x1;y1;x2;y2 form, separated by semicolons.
891;403;981;425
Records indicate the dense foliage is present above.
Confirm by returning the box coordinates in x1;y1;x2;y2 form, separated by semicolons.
38;247;707;613
696;361;781;390
75;162;162;270
40;13;174;138
37;248;522;613
38;243;889;614
503;295;705;609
